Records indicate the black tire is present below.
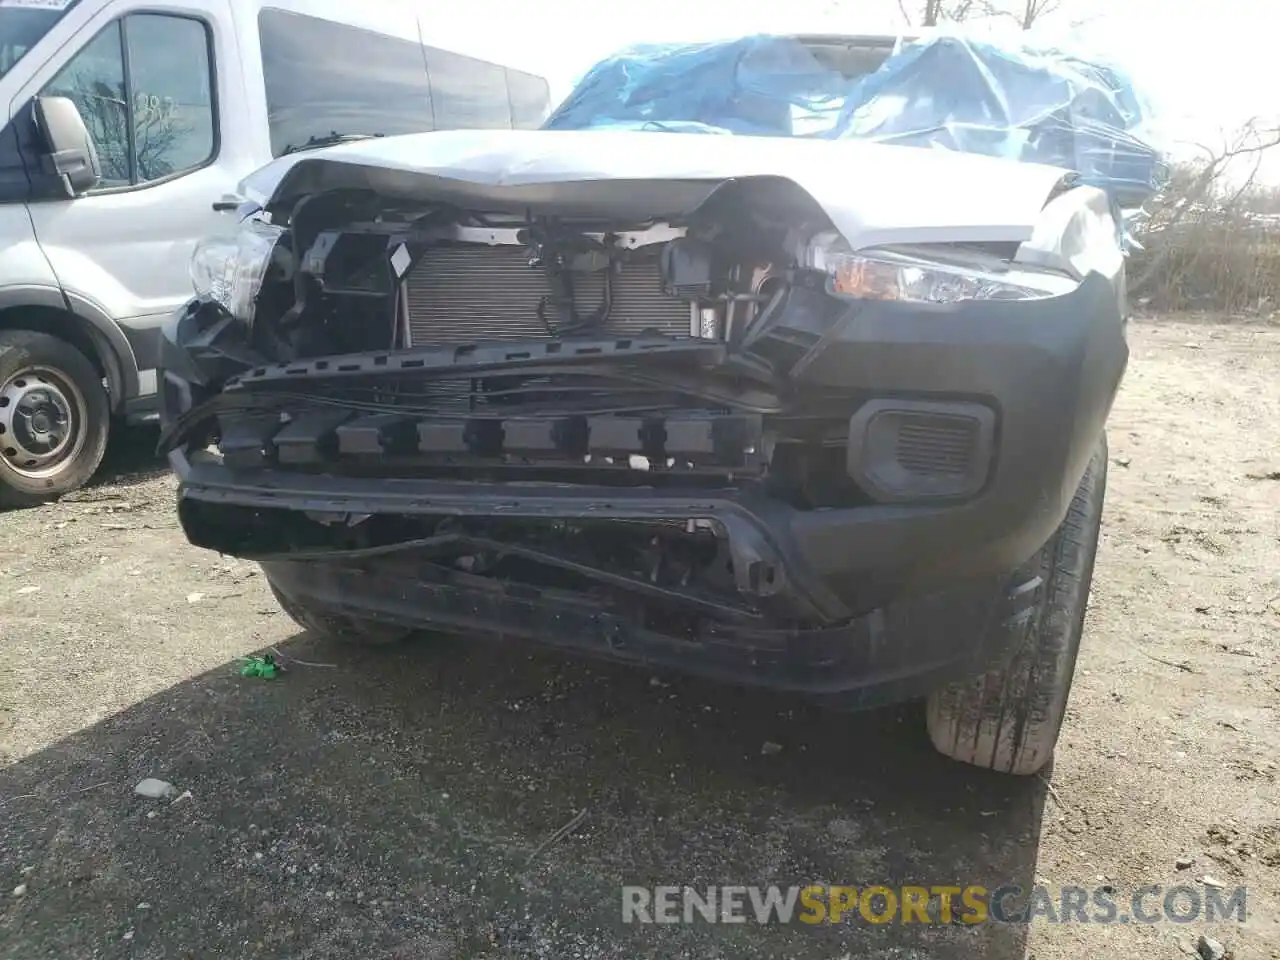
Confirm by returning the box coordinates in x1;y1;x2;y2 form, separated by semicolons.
0;330;110;508
268;580;413;646
926;437;1107;776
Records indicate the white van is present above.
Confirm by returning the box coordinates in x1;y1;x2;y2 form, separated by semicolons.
0;0;550;505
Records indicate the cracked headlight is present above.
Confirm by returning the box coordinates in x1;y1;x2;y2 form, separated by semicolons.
805;232;1077;304
189;218;283;324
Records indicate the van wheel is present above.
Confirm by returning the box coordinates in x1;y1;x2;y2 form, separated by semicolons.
0;330;110;509
268;581;413;646
926;438;1107;776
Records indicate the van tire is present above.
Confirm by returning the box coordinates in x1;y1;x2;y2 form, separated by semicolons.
0;330;110;508
925;438;1107;776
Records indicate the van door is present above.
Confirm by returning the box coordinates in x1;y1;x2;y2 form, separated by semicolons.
11;0;248;399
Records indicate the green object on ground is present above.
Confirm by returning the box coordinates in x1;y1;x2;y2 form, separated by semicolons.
240;655;280;679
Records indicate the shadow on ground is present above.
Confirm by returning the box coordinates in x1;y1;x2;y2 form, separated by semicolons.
0;423;166;514
0;627;1045;959
91;422;167;490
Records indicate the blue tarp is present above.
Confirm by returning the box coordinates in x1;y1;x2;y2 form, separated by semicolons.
544;33;1165;207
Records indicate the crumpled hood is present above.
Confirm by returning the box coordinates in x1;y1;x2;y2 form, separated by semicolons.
241;129;1072;251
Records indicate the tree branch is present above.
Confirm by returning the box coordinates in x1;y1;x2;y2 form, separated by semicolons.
1131;120;1280;295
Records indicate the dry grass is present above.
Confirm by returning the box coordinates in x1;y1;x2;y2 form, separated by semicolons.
1128;151;1280;316
1131;219;1280;315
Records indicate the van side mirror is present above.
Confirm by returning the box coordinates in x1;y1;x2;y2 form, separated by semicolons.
32;95;101;197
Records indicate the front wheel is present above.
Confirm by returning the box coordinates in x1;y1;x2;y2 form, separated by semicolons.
268;580;414;647
0;330;111;508
926;438;1107;776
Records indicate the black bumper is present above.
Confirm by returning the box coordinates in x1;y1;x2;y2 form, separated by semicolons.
162;272;1125;696
258;553;1041;705
758;271;1126;602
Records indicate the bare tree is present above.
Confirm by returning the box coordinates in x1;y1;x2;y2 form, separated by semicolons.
892;0;1069;29
1028;0;1061;27
1130;120;1280;297
896;0;979;26
1009;0;1062;29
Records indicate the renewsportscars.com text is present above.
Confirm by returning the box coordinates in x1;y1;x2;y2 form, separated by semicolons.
621;884;1248;926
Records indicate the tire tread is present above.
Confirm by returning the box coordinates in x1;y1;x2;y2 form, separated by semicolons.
268;582;413;647
927;437;1108;775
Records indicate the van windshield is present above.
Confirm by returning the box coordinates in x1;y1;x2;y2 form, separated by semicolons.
0;0;80;81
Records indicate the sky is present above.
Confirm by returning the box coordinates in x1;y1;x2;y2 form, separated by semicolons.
443;0;1280;180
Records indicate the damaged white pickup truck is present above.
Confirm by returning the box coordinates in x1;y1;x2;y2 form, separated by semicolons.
157;33;1160;775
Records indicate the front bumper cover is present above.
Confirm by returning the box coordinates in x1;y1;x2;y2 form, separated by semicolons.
258;553;1041;705
162;271;1125;697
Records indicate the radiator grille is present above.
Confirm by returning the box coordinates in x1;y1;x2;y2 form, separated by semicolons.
403;245;691;345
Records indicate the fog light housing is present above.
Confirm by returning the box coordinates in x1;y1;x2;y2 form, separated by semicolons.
848;399;996;502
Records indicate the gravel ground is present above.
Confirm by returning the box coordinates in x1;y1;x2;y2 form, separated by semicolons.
1;317;1278;960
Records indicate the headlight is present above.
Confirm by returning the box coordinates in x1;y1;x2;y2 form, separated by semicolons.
189;218;283;324
804;232;1077;304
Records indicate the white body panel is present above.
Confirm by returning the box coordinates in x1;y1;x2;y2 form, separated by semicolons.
242;128;1073;251
0;204;59;291
10;0;247;340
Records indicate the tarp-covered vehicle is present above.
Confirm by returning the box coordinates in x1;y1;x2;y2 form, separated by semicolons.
159;33;1160;775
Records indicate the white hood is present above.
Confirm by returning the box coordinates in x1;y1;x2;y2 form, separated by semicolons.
239;130;1071;251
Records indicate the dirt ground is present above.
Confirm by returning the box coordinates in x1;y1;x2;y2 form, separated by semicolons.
1;317;1277;960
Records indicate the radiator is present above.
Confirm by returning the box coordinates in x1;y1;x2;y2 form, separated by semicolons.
402;245;691;345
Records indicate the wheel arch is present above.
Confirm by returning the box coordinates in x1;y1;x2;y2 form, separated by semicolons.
0;286;139;413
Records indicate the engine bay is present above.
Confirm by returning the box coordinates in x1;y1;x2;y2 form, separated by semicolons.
244;179;837;366
160;183;898;509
